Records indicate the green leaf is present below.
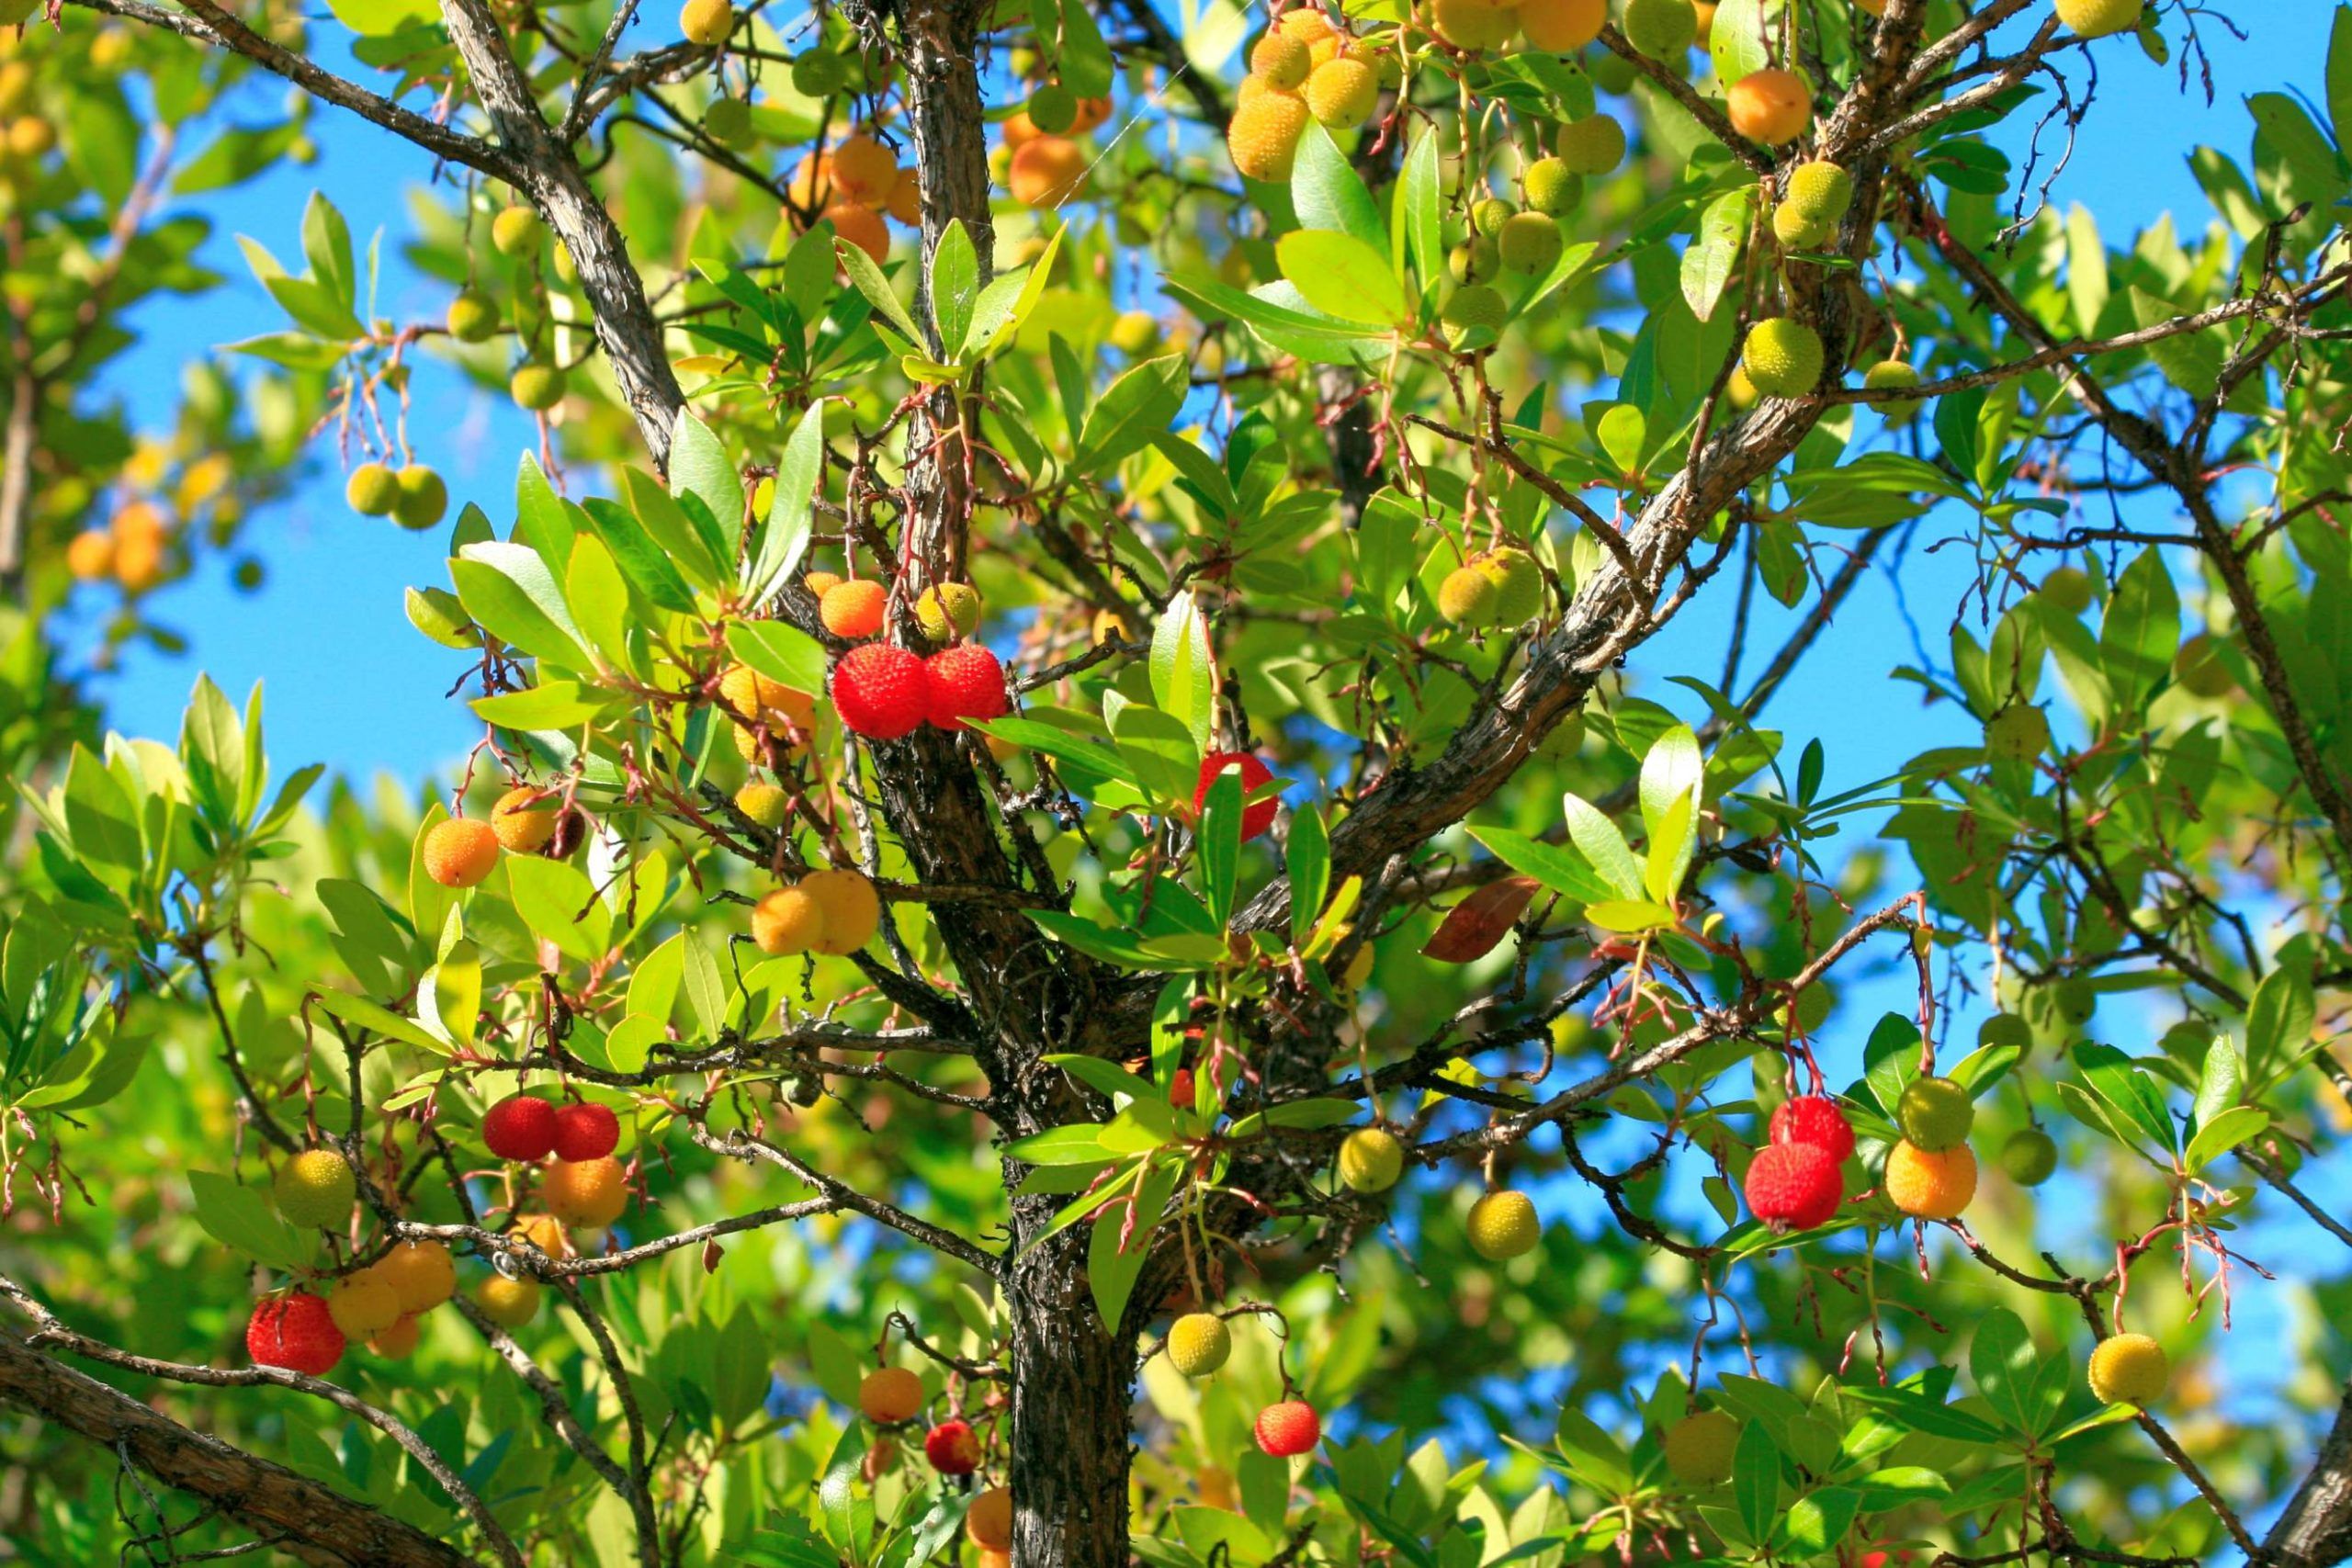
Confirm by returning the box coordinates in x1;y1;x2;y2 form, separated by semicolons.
451;542;594;672
471;682;612;730
2099;547;2180;706
1079;355;1190;468
1005;1123;1120;1166
1276;230;1407;326
566;535;633;675
1969;1309;2038;1434
2186;1104;2269;1172
187;1170;308;1270
1733;1420;1777;1536
669;411;746;543
2191;1036;2241;1133
2246;964;2314;1084
17;1010;149;1113
1198;768;1241;929
506;855;614;964
1466;825;1614;905
1088;1156;1178;1333
2072;1043;2178;1156
1292;119;1385;251
1709;0;1769;83
514;453;577;570
1399;130;1443;292
311;986;451;1057
1044;1053;1157;1104
1289;803;1330;937
834;233;927;348
1681;187;1750;322
744;401;824;604
1562;793;1644;900
929;220;979;357
1148;590;1216;754
728;621;827;695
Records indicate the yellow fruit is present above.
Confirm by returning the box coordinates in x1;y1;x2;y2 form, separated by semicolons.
377;1241;457;1314
492;785;559;852
1436;564;1499;626
1663;1410;1739;1484
1008;136;1088;208
1498;212;1565;276
475;1275;542;1328
1522;157;1582;215
1302;57;1378;130
1727;67;1813;145
1740;318;1825;399
1466;1190;1540;1259
1227;91;1309;181
752;886;827;955
393;467;447;531
512;1212;569;1255
803;868;882;955
490;205;542;257
860;1366;926;1423
511;363;566;411
2054;0;2142;38
1553;112;1625;175
1252;32;1314;87
1782;160;1853;222
829;132;898;205
370;1314;423;1358
915;582;981;640
2087;1332;2168;1404
1475;547;1544;623
1338;1127;1404;1192
1515;0;1605;50
680;0;734;45
543;1155;629;1228
1429;0;1521;51
274;1148;356;1228
447;290;499;342
327;1274;402;1337
735;781;791;829
424;817;501;888
1166;1313;1232;1376
345;462;400;516
1883;1138;1977;1219
64;529;114;581
821;202;889;264
112;532;165;594
1276;6;1336;43
967;1487;1013;1551
1622;0;1696;55
6;116;52;158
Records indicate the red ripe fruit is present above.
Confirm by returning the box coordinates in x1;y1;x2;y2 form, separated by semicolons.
1744;1141;1844;1230
1254;1398;1321;1457
246;1292;346;1376
831;644;930;739
923;1418;981;1475
552;1101;620;1162
1194;751;1278;840
483;1094;559;1162
1769;1094;1855;1164
923;644;1010;732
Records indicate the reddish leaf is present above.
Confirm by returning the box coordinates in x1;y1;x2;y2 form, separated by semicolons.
1422;876;1540;963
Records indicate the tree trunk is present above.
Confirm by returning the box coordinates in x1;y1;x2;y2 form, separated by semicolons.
1005;1212;1137;1568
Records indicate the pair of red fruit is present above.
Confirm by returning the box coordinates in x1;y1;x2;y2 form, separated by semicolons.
831;643;1008;739
1744;1094;1853;1230
482;1094;621;1164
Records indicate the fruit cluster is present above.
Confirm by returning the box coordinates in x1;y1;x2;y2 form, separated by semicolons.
751;866;885;956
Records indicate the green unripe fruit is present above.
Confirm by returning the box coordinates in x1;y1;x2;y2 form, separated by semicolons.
1521;157;1583;215
490;205;543;257
1896;1075;1974;1152
1337;1126;1404;1193
1442;284;1508;341
1863;359;1924;426
1166;1313;1232;1377
2051;977;2097;1029
1781;160;1854;222
1773;202;1837;251
1984;701;2048;763
915;581;982;640
792;51;854;96
447;289;500;343
1438;564;1500;626
1027;82;1078;133
1471;196;1516;236
1978;1011;2032;1049
1449;235;1499;285
1553;112;1625;175
703;96;753;147
1475;547;1544;624
2000;1127;2058;1186
1497;212;1565;276
275;1148;357;1228
2054;0;2143;39
2042;565;2093;614
1623;0;1697;57
1739;318;1825;399
393;467;448;532
1662;1410;1739;1484
345;462;400;517
1587;50;1637;93
511;363;567;411
2174;632;2234;697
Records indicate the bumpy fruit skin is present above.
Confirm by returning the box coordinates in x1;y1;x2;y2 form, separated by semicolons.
1769;1095;1855;1163
703;96;753;147
859;1366;926;1424
924;1419;982;1475
483;1094;560;1162
1727;67;1814;145
2042;565;2093;613
924;644;1010;731
1442;284;1508;340
1515;0;1604;50
511;363;566;411
752;886;827;955
490;206;542;257
553;1101;621;1162
1741;318;1826;399
1475;547;1544;624
803;868;883;955
821;578;888;638
1009;136;1088;208
1897;1076;1975;1152
2054;0;2142;38
544;1156;629;1228
1438;565;1500;626
967;1487;1014;1551
1864;359;1924;426
1251;31;1313;87
1466;1190;1541;1259
1254;1399;1321;1457
346;462;400;516
1744;1141;1842;1229
394;467;447;531
2000;1127;2059;1186
1338;1126;1405;1192
916;582;982;641
377;1241;457;1313
424;817;502;888
2087;1332;2168;1404
248;1293;345;1376
1195;752;1279;840
1429;0;1519;52
679;0;734;45
1662;1410;1739;1484
1773;203;1834;250
492;785;559;852
1303;57;1378;130
1783;161;1853;223
276;1149;357;1228
1227;91;1310;182
1498;211;1566;276
832;644;931;739
1521;157;1582;215
1167;1313;1233;1376
829;133;898;204
1883;1138;1977;1219
735;782;790;829
1623;0;1697;56
476;1275;543;1328
1984;702;2049;763
1554;113;1625;175
326;1275;402;1337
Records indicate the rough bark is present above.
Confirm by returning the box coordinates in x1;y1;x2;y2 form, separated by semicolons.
2271;1382;2352;1568
0;1334;481;1568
